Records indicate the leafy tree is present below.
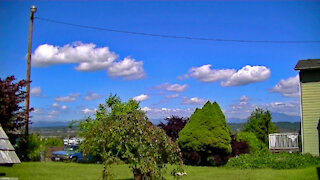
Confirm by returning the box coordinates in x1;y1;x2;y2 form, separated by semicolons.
178;101;231;165
243;108;278;145
158;115;188;141
79;95;183;179
0;76;32;143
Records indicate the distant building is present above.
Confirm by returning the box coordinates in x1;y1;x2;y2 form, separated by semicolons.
295;59;320;156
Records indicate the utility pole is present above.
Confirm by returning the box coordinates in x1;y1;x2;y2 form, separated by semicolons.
25;5;37;138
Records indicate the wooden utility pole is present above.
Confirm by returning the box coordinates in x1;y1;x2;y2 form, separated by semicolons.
25;5;37;138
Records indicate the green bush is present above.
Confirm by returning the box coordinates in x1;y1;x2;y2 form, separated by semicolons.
226;152;320;169
178;101;231;165
42;137;63;147
17;133;44;161
236;132;267;154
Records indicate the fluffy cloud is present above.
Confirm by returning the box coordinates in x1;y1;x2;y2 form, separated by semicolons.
189;64;236;82
265;101;300;116
81;108;96;114
141;106;194;119
32;42;146;80
48;110;59;115
240;95;251;102
186;64;270;86
52;103;59;107
54;93;80;102
155;83;188;92
32;42;117;70
30;86;42;96
220;65;270;86
165;94;179;99
55;96;76;102
61;105;68;110
84;92;101;101
181;97;207;105
270;75;299;97
224;95;300;119
133;94;149;102
107;57;145;80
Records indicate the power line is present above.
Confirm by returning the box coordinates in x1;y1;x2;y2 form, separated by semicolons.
35;16;320;44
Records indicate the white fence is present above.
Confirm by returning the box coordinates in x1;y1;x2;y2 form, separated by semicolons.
269;133;299;153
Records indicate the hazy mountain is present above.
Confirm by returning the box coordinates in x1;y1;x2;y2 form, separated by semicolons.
31;121;70;128
226;112;300;123
271;112;300;122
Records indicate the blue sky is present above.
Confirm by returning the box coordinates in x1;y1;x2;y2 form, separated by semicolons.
1;1;319;124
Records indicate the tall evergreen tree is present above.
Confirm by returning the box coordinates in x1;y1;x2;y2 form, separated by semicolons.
178;101;231;165
243;108;278;145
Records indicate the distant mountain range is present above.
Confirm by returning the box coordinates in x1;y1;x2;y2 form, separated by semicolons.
31;112;300;128
227;112;300;123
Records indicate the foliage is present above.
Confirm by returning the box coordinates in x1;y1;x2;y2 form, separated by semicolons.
42;137;64;147
158;115;188;141
229;135;250;157
79;94;183;179
226;152;320;169
243;108;278;145
0;76;32;143
236;132;268;154
178;101;231;165
16;133;44;161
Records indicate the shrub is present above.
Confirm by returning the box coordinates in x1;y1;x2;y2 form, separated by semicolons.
178;101;231;165
230;135;250;157
17;133;44;161
236;132;267;154
226;152;320;169
42;137;63;147
158;115;188;141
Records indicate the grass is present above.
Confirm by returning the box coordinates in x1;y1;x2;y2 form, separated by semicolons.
0;162;319;180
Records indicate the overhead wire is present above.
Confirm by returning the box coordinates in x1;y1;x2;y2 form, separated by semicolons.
35;16;320;44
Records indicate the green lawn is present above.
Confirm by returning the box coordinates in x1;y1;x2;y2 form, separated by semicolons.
0;162;319;180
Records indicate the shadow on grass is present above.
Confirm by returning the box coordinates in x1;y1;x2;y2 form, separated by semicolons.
115;179;134;180
317;167;320;180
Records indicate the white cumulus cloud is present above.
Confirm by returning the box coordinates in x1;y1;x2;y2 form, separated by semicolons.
155;83;188;92
240;95;251;102
141;106;194;119
107;57;145;80
133;94;149;102
189;64;236;82
165;94;179;99
31;42;146;80
52;103;60;107
185;64;270;87
220;65;270;87
32;42;117;71
81;108;96;114
270;75;299;98
30;86;42;96
54;93;80;102
61;105;68;110
181;97;207;105
84;92;101;101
